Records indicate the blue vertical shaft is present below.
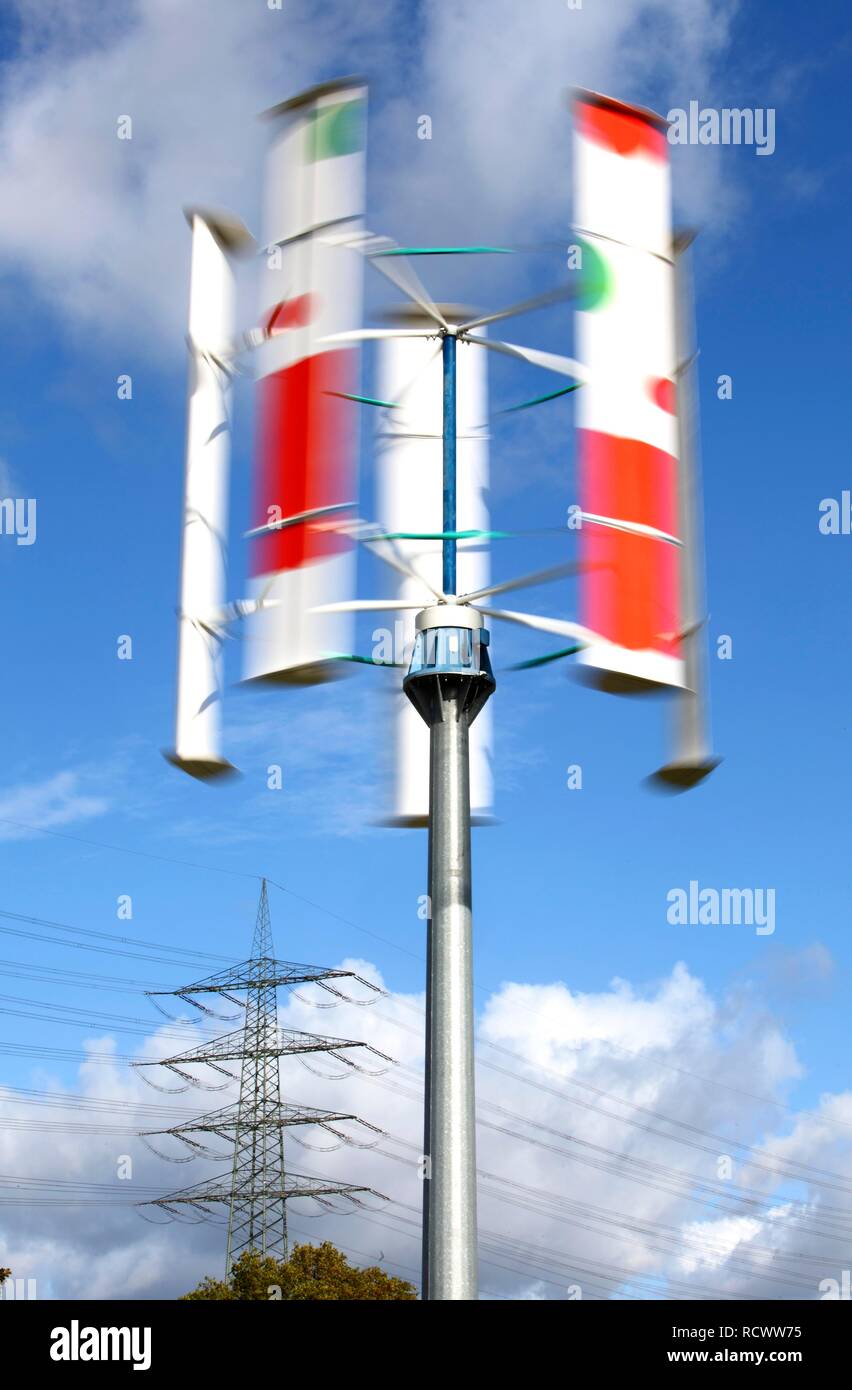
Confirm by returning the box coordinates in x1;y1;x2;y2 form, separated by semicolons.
442;332;457;596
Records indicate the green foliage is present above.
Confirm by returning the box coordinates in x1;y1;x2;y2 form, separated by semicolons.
180;1241;416;1302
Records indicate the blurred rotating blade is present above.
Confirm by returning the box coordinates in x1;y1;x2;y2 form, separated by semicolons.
475;606;595;645
366;250;448;329
460;558;585;604
462;334;590;382
311;598;428;614
458;283;578;333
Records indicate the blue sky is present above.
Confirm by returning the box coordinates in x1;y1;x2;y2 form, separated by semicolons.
0;0;851;1299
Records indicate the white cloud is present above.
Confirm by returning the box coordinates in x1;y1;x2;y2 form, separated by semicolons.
1;959;851;1301
479;961;717;1064
383;0;740;249
0;0;744;357
0;0;402;354
678;1214;764;1274
0;769;109;840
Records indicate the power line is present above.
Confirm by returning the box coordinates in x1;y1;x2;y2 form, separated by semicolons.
3;821;840;1149
0;905;237;966
0;817;263;882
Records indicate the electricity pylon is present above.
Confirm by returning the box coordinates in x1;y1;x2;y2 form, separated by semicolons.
227;879;285;1263
138;880;391;1271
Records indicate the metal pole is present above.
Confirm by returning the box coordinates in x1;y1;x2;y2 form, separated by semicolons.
652;233;719;788
412;328;481;1300
426;688;478;1299
442;332;457;596
673;234;710;764
420;833;433;1300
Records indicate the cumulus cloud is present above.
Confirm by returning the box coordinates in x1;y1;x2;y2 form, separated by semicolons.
0;0;401;353
383;0;740;248
0;0;745;357
1;959;851;1300
0;769;109;840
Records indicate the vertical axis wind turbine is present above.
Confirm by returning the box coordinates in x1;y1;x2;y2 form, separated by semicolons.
163;78;721;1301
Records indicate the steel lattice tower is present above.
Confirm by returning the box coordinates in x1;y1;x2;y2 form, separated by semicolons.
138;880;391;1272
225;879;287;1266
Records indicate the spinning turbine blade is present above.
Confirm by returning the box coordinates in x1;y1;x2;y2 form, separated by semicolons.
319;327;438;345
464;333;589;382
573;89;685;694
580;512;682;546
458;282;578;333
460;558;584;604
167;209;252;781
361;531;447;602
243;501;356;541
371;245;514;256
376;309;494;826
495;384;583;416
651;233;720;789
311;599;427;613
475;607;595;644
366;249;448;328
379;341;444;420
324;226;449;327
244;79;368;687
507;646;584;671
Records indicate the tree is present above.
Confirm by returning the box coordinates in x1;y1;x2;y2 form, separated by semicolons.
181;1242;416;1301
0;1268;10;1287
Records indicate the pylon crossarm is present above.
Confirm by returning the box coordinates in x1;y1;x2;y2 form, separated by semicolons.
143;1174;385;1210
134;1026;395;1072
142;1101;366;1143
146;959;382;1002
